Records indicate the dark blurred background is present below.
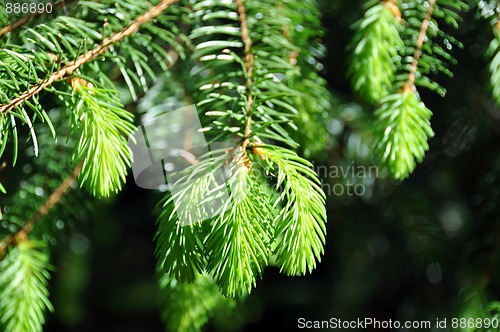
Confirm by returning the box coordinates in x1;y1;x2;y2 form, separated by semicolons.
43;0;500;331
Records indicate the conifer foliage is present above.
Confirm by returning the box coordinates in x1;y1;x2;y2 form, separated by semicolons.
0;0;329;330
155;0;328;300
349;0;468;179
0;241;52;332
484;0;500;106
1;0;498;331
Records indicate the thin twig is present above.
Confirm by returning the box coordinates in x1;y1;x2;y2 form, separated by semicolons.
0;14;32;38
403;0;436;92
236;0;255;152
0;0;178;115
0;0;75;37
0;164;81;258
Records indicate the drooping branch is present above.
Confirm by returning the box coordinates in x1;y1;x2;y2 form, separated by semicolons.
403;0;436;92
0;0;178;115
0;14;33;38
236;0;255;152
0;0;73;37
0;164;81;259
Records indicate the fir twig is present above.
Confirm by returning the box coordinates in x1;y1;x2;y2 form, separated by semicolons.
0;13;33;37
0;164;81;259
236;0;255;152
0;0;179;115
0;0;72;37
348;0;403;102
0;240;53;332
403;0;437;91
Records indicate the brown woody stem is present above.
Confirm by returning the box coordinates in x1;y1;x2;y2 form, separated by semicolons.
236;0;255;152
403;0;436;92
0;0;73;37
0;0;178;115
0;164;81;259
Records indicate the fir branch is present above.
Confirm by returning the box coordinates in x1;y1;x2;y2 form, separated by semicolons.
403;0;437;91
372;0;467;179
280;0;333;157
396;0;467;95
0;0;179;115
236;0;255;152
155;151;231;283
259;145;327;276
69;79;134;197
488;12;500;106
0;165;80;259
191;0;300;148
348;0;403;103
0;13;32;38
24;164;81;229
373;91;434;179
158;0;328;298
206;153;273;297
0;240;53;332
0;0;72;38
158;272;235;332
155;193;207;284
